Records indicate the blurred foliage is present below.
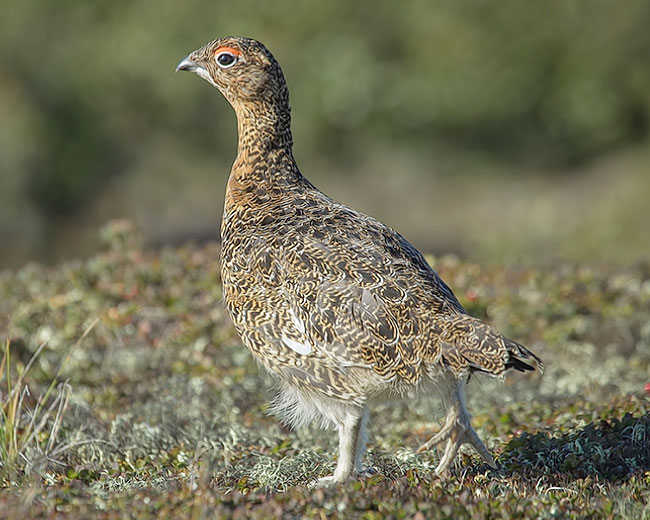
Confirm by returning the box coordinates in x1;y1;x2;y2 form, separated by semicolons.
1;0;649;266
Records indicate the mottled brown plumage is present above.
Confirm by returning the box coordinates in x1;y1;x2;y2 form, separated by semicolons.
177;37;542;486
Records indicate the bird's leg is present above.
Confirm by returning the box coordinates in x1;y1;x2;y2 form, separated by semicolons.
461;423;496;469
353;407;377;477
419;378;497;475
433;379;497;475
314;410;362;487
417;399;459;453
435;428;462;475
418;376;461;453
435;421;496;475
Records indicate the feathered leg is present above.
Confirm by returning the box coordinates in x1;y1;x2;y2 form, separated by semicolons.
419;377;497;475
353;407;376;476
418;375;462;454
417;398;459;453
315;409;363;487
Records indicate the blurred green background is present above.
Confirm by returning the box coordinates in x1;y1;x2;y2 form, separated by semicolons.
1;0;649;269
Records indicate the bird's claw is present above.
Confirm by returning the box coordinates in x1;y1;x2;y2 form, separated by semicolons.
356;466;379;478
310;475;340;488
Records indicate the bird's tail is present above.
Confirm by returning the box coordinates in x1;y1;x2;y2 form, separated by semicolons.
434;314;543;377
503;336;543;373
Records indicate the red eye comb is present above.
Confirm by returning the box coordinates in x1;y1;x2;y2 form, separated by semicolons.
214;46;242;57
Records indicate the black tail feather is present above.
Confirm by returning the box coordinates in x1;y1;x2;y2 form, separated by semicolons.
504;338;544;373
506;357;535;372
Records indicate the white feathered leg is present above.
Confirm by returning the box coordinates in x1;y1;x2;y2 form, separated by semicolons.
417;397;459;453
315;408;363;487
419;376;497;475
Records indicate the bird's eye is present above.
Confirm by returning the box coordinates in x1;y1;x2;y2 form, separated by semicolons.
216;52;237;68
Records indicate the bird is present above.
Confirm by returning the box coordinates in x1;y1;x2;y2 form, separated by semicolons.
176;36;542;486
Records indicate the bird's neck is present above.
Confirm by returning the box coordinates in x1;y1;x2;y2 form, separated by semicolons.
235;99;294;154
225;101;303;209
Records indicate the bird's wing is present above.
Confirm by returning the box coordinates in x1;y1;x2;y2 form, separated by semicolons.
265;200;468;386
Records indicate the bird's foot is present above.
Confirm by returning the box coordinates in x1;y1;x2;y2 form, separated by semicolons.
356;466;379;478
431;424;498;476
310;474;346;488
310;467;378;487
433;467;451;479
461;428;497;470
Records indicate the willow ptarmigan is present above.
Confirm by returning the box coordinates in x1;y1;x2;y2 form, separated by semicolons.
176;36;542;486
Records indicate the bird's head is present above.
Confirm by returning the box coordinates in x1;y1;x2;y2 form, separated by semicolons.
176;36;289;112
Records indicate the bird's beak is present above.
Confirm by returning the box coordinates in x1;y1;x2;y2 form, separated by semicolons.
175;56;197;73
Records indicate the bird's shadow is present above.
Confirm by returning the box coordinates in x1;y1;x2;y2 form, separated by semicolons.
482;411;650;484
